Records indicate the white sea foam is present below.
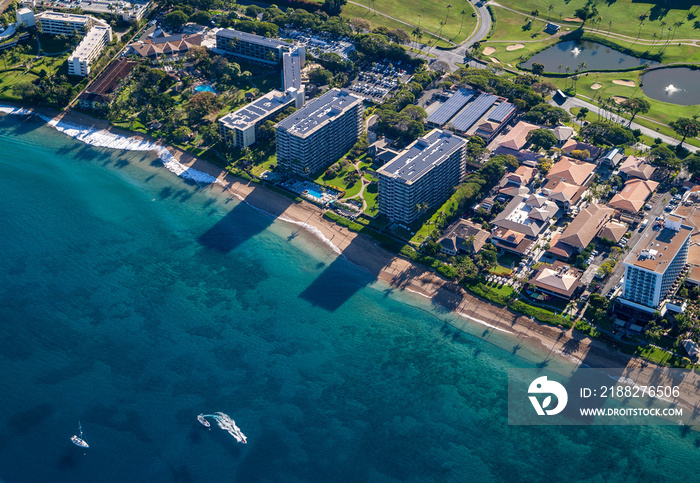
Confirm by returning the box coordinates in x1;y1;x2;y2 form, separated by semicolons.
456;311;514;334
209;412;247;443
278;216;342;255
405;287;432;299
0;104;222;186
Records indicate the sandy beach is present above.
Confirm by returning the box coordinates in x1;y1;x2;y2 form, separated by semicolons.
13;105;700;415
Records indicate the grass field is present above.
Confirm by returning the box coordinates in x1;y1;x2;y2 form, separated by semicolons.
481;36;560;66
547;70;700;147
487;6;552;42
0;69;39;100
342;0;477;46
495;0;700;43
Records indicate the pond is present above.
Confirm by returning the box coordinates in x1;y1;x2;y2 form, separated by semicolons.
641;67;700;106
521;40;658;73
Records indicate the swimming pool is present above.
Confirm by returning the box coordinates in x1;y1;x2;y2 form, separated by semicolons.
305;186;324;199
194;84;216;94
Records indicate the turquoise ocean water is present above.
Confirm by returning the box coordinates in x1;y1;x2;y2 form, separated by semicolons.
1;114;699;482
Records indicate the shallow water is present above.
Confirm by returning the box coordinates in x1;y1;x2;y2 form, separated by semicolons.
1;114;700;482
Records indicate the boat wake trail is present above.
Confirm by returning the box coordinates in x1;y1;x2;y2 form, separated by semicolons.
0;105;222;186
203;412;247;444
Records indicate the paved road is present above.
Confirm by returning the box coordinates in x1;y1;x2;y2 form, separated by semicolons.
558;96;699;153
415;0;492;70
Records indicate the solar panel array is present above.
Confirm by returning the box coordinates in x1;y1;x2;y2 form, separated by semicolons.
451;94;498;132
487;102;516;123
426;88;474;126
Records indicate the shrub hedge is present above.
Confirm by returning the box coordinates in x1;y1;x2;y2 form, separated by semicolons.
509;300;573;329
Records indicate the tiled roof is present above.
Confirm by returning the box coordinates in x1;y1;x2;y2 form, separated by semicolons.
498;121;538;151
546;157;596;186
561;139;602;159
558;204;614;250
608;179;659;213
598;221;628;243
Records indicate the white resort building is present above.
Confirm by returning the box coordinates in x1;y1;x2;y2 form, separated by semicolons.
619;215;692;313
219;88;304;148
68;24;113;77
35;11;112;77
376;129;467;224
275;88;363;176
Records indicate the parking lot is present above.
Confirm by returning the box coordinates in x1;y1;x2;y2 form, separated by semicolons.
43;0;150;19
280;28;355;60
349;61;413;102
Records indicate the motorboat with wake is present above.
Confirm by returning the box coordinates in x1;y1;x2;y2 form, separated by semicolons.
197;414;210;428
71;422;89;448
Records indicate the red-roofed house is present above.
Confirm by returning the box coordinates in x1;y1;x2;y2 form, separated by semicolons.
497;121;539;153
561;139;602;161
608;179;659;214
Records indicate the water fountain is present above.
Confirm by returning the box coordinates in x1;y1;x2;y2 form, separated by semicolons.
641;68;700;105
521;40;657;73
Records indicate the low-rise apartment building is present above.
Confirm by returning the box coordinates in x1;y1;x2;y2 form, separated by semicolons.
219;88;304;148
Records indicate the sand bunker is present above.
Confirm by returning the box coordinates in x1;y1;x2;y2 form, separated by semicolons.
483;46;496;55
490;57;500;64
612;96;628;104
506;43;525;51
613;79;636;87
564;17;582;22
591;83;602;90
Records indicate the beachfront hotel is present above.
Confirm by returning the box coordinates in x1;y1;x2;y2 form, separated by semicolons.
215;29;292;64
275;88;363;176
218;87;304;148
35;11;103;36
376;129;467;224
67;24;113;77
619;215;692;313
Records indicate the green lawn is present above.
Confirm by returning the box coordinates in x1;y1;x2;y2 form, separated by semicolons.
490;265;513;276
481;35;560;67
342;0;477;46
363;182;379;216
250;153;277;177
314;162;362;197
487;6;552;42
547;71;700;147
0;69;39;100
340;3;451;49
494;0;700;45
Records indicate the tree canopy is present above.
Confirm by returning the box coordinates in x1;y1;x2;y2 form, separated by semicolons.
527;128;558;150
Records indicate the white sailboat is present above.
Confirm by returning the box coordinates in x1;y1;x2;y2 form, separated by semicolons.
71;421;89;448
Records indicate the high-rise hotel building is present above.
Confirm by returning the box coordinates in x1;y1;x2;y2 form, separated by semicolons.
275;88;363;176
376;129;467;224
619;214;692;313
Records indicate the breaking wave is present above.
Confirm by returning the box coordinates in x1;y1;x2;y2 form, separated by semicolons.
0;105;222;186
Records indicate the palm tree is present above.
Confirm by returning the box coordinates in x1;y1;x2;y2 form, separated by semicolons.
458;9;467;36
548;4;554;21
445;4;453;25
557;63;564;73
633;19;644;46
607;21;613;37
